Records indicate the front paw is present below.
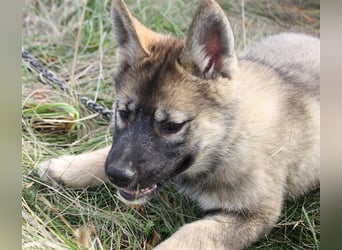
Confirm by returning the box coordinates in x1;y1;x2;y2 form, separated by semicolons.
37;155;79;187
154;220;224;250
37;148;109;188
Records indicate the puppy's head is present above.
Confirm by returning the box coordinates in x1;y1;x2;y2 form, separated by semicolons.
105;0;238;204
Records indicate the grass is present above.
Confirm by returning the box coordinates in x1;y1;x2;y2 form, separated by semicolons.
22;0;320;249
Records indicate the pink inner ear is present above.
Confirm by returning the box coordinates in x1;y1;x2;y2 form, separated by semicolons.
205;34;222;73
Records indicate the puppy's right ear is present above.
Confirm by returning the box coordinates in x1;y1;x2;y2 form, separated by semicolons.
112;0;158;65
179;0;237;80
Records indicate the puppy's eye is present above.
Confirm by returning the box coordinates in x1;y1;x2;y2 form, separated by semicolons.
118;110;130;121
160;121;185;134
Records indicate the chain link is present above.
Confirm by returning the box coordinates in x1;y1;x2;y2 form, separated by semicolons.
22;49;113;121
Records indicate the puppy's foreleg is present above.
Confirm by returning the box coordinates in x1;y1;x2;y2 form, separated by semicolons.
37;146;110;188
154;198;282;250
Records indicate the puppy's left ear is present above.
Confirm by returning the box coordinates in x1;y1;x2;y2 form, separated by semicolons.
180;0;237;79
111;0;161;65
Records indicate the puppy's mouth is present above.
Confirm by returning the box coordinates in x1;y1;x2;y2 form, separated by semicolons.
115;155;195;205
117;184;159;205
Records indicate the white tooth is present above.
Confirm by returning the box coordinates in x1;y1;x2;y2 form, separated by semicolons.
136;185;157;195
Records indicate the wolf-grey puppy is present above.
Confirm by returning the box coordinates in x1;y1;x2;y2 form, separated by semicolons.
38;0;320;249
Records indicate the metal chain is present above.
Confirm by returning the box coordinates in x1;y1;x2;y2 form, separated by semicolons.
22;49;113;121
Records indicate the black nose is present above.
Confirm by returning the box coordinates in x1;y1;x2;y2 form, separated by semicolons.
106;166;136;188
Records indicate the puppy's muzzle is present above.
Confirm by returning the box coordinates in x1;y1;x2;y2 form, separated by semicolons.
106;165;136;188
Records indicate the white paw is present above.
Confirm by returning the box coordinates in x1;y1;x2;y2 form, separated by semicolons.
37;147;110;188
37;153;107;188
153;219;225;250
37;155;78;187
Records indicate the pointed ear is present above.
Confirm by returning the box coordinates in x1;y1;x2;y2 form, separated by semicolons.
111;0;159;64
180;0;237;79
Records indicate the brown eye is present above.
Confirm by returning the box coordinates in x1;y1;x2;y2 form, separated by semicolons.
118;110;130;121
160;121;185;134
